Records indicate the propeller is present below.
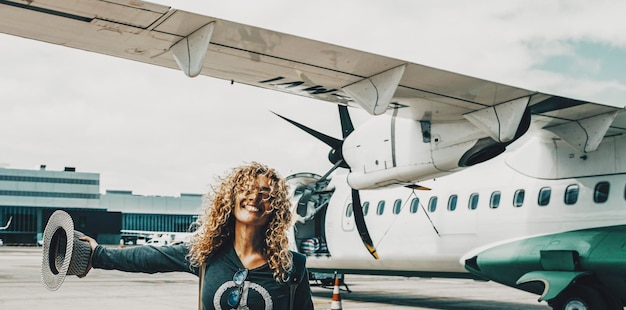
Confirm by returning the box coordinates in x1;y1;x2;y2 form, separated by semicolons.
271;111;348;169
273;106;379;259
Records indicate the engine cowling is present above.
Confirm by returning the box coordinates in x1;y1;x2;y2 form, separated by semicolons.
343;116;497;190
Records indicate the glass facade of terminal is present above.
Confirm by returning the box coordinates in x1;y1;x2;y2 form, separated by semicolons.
0;166;202;245
122;213;197;233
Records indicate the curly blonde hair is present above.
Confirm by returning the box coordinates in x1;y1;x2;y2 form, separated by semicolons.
188;162;293;282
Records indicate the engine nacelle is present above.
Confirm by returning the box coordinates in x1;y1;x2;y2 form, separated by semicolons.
343;116;490;190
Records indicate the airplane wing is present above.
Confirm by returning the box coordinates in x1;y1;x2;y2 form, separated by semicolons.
1;0;625;142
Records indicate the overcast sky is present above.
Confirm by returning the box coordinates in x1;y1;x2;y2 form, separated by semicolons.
1;0;625;196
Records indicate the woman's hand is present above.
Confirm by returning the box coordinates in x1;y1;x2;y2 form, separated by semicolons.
79;235;98;252
78;236;98;277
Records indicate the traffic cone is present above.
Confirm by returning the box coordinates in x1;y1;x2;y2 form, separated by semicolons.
330;274;342;310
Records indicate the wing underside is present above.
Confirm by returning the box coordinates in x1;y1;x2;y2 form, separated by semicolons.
1;0;624;138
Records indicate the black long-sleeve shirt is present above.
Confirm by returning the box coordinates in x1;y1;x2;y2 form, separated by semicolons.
92;244;313;310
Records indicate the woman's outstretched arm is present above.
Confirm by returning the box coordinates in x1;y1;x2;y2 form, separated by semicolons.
81;236;198;275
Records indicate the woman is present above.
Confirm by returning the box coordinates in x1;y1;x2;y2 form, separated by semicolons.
82;162;313;310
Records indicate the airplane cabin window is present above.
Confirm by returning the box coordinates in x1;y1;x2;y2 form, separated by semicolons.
468;193;479;210
363;202;370;216
447;195;458;211
393;199;402;214
346;203;353;217
513;189;525;208
538;187;551;206
410;198;420;214
376;200;386;215
490;191;501;209
594;181;610;203
428;196;438;212
564;184;579;205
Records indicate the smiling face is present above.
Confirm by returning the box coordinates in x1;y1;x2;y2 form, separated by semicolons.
233;175;273;228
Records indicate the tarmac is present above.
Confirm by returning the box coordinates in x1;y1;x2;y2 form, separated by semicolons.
0;246;552;309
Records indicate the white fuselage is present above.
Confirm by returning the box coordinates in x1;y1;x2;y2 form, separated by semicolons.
303;130;626;276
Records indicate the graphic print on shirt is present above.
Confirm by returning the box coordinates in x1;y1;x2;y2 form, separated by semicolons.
214;280;273;310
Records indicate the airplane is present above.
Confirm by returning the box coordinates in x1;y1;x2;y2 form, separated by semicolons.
0;216;12;230
1;1;625;309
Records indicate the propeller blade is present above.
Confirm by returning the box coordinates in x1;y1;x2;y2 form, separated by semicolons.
338;105;354;139
271;111;342;150
351;189;379;259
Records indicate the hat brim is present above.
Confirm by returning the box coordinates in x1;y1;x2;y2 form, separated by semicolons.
41;210;76;291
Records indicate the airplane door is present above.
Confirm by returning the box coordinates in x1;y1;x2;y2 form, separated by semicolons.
341;202;355;231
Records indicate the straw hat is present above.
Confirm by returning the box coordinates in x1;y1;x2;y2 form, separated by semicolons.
41;210;92;291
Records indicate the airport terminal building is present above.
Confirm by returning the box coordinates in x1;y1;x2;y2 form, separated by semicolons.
0;166;202;245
